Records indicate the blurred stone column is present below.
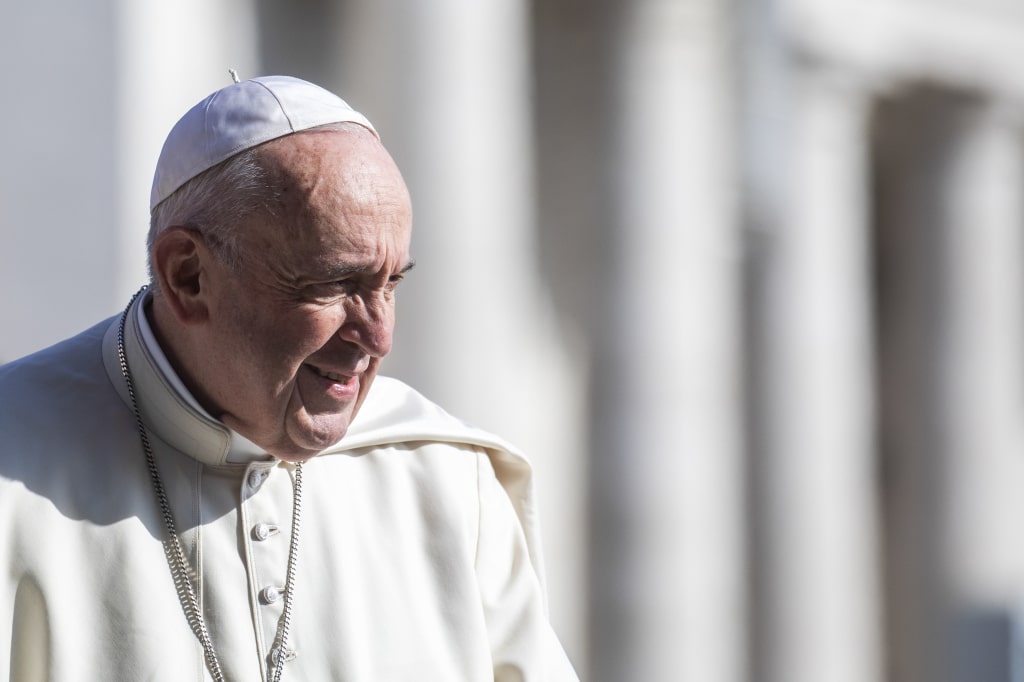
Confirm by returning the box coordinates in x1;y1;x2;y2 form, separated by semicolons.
589;1;746;681
940;100;1024;682
0;1;120;362
937;102;1024;608
743;58;883;682
333;0;587;670
0;0;258;362
117;0;259;292
875;90;1024;682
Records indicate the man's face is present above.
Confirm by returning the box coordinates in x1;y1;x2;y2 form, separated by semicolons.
195;129;413;461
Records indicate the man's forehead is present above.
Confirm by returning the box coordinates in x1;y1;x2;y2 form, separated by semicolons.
258;124;377;165
252;200;413;276
258;129;407;206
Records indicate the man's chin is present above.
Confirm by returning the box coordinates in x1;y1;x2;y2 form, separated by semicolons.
271;435;342;462
279;414;354;459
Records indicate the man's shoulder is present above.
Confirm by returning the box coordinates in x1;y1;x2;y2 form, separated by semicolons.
336;376;520;457
338;377;547;594
0;315;120;429
333;376;535;504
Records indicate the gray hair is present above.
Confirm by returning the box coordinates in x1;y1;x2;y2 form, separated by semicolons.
147;121;375;286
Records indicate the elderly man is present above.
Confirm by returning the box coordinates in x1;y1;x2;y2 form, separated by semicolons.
0;76;578;681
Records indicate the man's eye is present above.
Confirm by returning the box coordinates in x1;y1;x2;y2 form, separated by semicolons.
307;280;356;299
385;274;405;292
332;279;358;293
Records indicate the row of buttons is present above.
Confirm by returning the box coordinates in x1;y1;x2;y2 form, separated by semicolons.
246;469;289;628
253;521;283;606
244;465;296;664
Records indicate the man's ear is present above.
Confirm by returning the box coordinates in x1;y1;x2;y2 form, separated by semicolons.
151;226;213;325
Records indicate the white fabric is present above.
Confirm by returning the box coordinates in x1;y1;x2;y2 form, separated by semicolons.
135;296;267;464
150;75;377;209
0;297;578;681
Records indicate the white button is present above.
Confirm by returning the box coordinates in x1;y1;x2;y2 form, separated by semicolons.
248;468;269;490
260;586;283;604
252;523;278;541
270;646;297;665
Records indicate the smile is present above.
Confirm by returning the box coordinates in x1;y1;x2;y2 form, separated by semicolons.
313;367;351;383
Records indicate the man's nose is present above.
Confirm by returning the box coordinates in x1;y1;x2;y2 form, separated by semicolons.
337;296;394;358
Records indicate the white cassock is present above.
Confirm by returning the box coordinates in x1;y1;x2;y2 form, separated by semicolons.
0;294;579;681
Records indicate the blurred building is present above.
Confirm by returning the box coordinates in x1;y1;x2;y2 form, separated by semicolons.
3;1;1024;681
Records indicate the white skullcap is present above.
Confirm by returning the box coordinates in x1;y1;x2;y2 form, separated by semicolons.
150;75;377;210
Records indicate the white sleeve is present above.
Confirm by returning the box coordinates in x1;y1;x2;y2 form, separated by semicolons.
474;452;579;681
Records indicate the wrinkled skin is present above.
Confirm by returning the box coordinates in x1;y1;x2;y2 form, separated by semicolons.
151;128;414;461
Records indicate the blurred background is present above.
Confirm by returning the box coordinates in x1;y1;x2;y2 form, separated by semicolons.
4;0;1024;680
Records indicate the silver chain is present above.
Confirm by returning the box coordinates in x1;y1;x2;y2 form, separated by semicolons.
117;287;303;682
269;462;302;682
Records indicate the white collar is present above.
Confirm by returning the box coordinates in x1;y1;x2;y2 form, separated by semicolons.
102;290;272;466
134;294;269;464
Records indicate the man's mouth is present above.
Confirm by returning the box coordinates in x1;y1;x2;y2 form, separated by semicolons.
313;366;352;383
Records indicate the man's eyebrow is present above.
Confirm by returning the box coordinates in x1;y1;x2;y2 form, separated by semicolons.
318;259;416;279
